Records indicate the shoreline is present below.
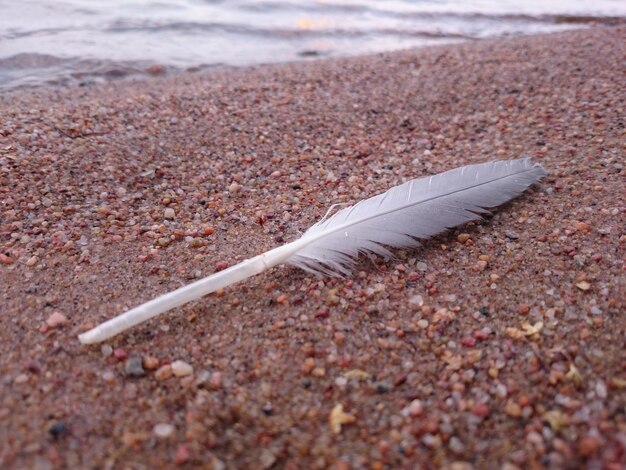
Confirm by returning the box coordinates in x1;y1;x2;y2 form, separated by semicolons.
1;25;624;468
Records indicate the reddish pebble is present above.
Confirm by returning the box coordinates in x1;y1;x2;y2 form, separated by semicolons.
471;403;490;417
334;332;345;344
276;294;288;304
113;349;128;361
577;436;600;457
215;261;228;271
473;330;490;341
517;303;531;315
301;358;315;374
210;371;222;389
46;312;68;328
460;337;476;347
0;253;12;265
203;226;215;235
475;260;488;271
409;399;424;416
333;461;351;470
316;308;330;319
174;444;190;465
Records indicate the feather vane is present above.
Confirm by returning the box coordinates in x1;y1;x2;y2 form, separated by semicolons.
287;158;546;275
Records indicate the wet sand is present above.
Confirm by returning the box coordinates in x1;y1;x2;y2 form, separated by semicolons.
0;25;624;469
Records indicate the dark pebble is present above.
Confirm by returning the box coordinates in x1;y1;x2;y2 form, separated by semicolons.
125;355;145;377
375;383;391;394
49;421;67;439
479;307;490;316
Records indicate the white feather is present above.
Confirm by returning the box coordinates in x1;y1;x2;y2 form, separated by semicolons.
78;158;546;344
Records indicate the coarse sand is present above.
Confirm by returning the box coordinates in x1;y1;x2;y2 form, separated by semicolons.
0;25;624;469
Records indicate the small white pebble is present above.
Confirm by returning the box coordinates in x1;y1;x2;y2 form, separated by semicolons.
153;423;175;438
171;360;193;377
101;344;113;357
101;371;115;382
449;436;465;454
14;373;29;384
334;376;348;389
164;208;175;219
409;295;424;307
228;182;241;193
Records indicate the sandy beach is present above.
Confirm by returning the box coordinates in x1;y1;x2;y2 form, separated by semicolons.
1;25;624;469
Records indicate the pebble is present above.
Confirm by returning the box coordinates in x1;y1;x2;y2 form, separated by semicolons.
48;421;68;439
408;399;423;416
329;404;356;434
142;355;159;370
576;281;591;291
259;449;277;469
25;255;39;266
457;233;470;243
101;371;115;383
174;444;190;465
409;295;424;307
449;436;465;454
228;182;241;193
595;380;607;399
171;360;193;377
155;364;173;380
504;400;522;417
101;344;113;357
471;403;490;418
505;230;519;240
153;423;175;438
125;356;145;377
14;373;29;384
45;312;68;328
475;260;488;271
164;208;175;219
113;349;128;361
577;436;600;457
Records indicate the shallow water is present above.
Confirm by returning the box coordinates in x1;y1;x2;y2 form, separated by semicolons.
1;0;624;90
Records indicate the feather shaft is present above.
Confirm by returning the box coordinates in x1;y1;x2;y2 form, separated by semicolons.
78;241;303;344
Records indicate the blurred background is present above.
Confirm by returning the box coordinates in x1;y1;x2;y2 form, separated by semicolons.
1;0;624;90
